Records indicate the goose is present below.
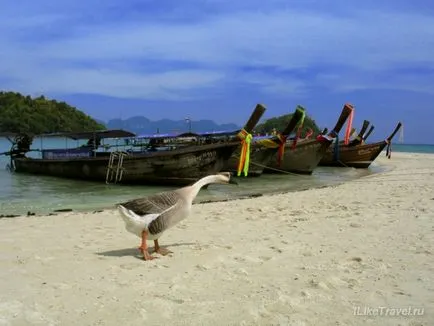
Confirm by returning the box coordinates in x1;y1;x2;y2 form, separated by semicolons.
116;172;238;260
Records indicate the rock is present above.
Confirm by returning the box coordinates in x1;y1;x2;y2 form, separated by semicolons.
0;214;20;218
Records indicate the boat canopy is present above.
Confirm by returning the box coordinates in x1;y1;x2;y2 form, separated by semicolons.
194;130;240;137
136;129;239;139
39;129;136;140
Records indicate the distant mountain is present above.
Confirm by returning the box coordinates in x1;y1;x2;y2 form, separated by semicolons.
105;116;240;135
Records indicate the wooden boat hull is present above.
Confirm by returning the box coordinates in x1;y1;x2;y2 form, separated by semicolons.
7;103;267;186
222;105;306;177
319;141;387;168
222;145;277;176
12;142;240;186
261;103;355;174
264;139;331;174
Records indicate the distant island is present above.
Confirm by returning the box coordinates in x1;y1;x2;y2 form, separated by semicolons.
0;91;105;134
0;91;320;136
106;111;320;135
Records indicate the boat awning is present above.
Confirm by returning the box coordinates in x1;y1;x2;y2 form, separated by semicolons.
194;130;240;137
39;129;136;140
136;129;239;139
136;133;180;139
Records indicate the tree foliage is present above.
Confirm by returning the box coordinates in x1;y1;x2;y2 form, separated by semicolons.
254;112;321;135
0;91;106;134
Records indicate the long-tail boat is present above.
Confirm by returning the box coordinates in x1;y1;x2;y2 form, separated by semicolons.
263;103;354;174
342;120;375;146
3;104;266;186
350;120;370;145
341;120;370;146
222;106;306;177
362;124;375;142
319;121;402;168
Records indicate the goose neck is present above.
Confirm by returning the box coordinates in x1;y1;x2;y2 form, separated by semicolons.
190;175;220;197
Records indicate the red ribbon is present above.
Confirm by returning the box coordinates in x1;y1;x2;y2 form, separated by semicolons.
291;126;303;150
276;134;287;166
344;108;354;145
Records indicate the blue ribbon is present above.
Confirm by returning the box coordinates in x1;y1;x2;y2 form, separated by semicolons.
333;134;340;161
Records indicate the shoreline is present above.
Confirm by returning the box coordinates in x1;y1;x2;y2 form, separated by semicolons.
2;147;432;218
0;160;395;219
1;151;433;325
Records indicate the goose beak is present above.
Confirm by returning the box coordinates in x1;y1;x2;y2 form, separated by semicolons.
219;172;238;185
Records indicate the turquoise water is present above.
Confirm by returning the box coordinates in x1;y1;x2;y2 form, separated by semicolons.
392;144;434;154
0;137;431;216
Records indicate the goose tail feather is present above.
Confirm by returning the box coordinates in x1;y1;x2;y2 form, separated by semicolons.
117;204;137;223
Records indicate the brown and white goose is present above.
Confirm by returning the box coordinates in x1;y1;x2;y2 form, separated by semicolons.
116;172;237;260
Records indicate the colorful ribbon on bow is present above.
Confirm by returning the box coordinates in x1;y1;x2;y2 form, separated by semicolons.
386;139;392;159
254;134;287;166
317;130;336;143
256;138;279;148
333;134;340;161
237;129;252;176
291;111;306;150
276;133;287;166
343;108;354;145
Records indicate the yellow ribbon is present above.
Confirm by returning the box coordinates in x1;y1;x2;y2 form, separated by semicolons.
291;109;306;150
237;129;252;176
255;138;279;148
254;133;287;166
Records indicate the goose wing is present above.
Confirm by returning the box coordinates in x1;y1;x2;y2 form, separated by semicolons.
147;201;184;235
117;190;182;216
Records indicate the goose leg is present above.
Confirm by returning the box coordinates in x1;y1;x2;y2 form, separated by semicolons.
154;239;172;256
139;230;156;260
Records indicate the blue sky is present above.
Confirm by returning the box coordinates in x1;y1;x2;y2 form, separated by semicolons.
1;0;433;143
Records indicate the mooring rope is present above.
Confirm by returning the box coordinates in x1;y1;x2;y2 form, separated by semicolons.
337;160;350;168
230;154;306;176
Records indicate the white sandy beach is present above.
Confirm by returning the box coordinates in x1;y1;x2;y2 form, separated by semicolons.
0;152;433;326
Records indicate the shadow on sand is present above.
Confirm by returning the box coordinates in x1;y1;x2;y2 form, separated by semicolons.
96;242;196;259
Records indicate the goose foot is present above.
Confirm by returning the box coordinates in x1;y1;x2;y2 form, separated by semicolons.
139;230;158;261
140;248;157;261
155;247;172;256
154;240;172;256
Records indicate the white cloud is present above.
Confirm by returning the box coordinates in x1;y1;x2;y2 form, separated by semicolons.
315;70;434;95
1;4;434;99
1;66;226;100
233;71;307;96
27;10;434;69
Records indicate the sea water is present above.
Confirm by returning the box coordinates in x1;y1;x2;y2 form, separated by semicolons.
0;137;430;216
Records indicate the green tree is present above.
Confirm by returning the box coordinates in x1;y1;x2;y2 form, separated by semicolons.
254;111;320;136
0;91;106;134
